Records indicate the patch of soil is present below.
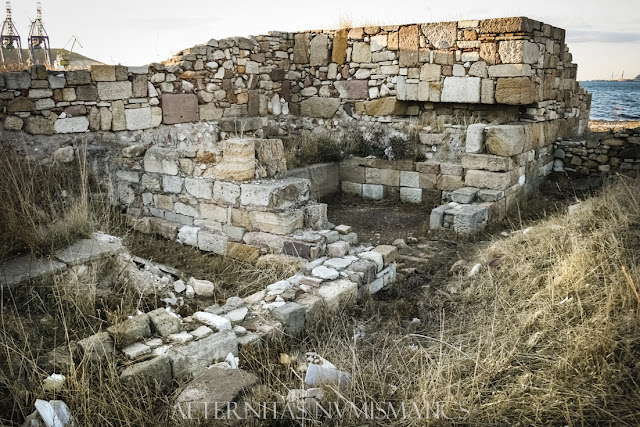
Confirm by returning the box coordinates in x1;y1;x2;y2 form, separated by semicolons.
323;193;439;246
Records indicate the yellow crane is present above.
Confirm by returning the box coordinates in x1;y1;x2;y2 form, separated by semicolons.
60;35;81;69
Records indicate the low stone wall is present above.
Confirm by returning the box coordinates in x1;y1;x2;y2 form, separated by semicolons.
554;129;640;176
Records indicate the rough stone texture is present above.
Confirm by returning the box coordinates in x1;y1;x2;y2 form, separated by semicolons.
495;77;537;105
486;124;526;156
317;279;357;310
453;204;489;235
498;40;539;64
441;77;481;103
0;256;67;288
162;93;199;124
174;367;259;415
255;139;287;178
198;231;228;255
148;308;181;337
466;123;487;153
207;139;255;181
334;80;369;99
309;34;330;66
362;97;407;116
462;153;514;172
125;107;152;130
300;97;341;118
97;81;132;100
332;29;348;64
107;314;151;348
465;169;515;190
120;355;173;388
53;117;89;134
273;302;306;335
167;330;238;381
293;33;311;63
55;236;123;266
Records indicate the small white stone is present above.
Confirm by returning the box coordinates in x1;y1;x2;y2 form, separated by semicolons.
168;331;194;344
193;311;232;331
173;280;186;293
122;342;151;359
311;266;340;280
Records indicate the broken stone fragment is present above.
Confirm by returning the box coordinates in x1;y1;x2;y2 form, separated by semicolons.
188;277;215;297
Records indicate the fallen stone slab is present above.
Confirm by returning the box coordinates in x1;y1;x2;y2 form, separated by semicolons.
107;313;151;348
166;330;238;381
0;256;67;288
174;367;259;417
272;302;306;335
55;235;124;266
148;308;181;337
311;265;339;280
193;311;232;331
317;279;357;310
77;332;115;363
120;355;173;388
121;342;151;359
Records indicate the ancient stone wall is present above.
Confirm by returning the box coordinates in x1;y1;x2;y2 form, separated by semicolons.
0;16;592;235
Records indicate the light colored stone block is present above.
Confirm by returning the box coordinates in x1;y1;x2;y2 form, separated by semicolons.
249;211;304;235
362;184;383;200
400;171;419;187
485;124;526;156
197;231;228;255
498;40;539;64
125;107;152;130
54;116;89;133
441;77;481;103
400;187;422;203
97;81;132;100
465;169;515;190
465;123;487;153
185;178;213;199
487;64;533;78
212;181;240;205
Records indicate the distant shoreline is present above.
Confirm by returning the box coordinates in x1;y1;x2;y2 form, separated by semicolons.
589;120;640;132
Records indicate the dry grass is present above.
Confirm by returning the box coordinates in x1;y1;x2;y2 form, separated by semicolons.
2;166;640;424
0;145;102;261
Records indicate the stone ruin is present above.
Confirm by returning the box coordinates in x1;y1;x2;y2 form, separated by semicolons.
0;16;592;236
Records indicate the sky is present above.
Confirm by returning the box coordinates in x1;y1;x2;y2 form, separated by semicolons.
5;0;639;81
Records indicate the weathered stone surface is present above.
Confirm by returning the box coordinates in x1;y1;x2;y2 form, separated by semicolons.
362;97;407;116
78;332;115;363
0;256;67;288
66;70;91;85
421;21;457;48
243;232;286;253
148;308;181;336
461;153;514;172
441;77;481;103
97;81;132;100
351;42;371;63
485;124;526;156
479;17;535;34
249;211;303;235
120;355;172;388
255;139;287;178
189;277;215;297
399;25;419;66
498;40;539;64
453;204;488;235
206;138;255;181
420;64;441;81
55;236;123;266
273;302;306;335
3;115;24;131
293;33;310;63
107;314;151;348
162;93;199;124
488;64;533;78
8;97;35;113
174;367;259;415
334;80;369;99
466;123;487;153
309;34;330;66
332;29;348;64
465;169;515;190
199;103;223;121
111;100;126;131
121;342;151;360
300;97;341;118
24;115;56;135
54;116;89;133
317;279;357;310
90;65;116;82
198;231;228;255
53;146;75;163
125;107;152;130
167;330;238;381
5;71;31;89
495;77;537;105
374;245;398;266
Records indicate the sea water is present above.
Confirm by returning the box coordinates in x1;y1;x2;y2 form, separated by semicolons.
580;80;640;121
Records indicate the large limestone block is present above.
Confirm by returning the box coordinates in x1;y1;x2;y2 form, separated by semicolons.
479;17;535;34
111;100;126;131
143;146;179;175
495;77;537;105
488;64;533;78
197;231;228;255
309;34;330;66
249;211;304;235
485;124;527;156
199;103;223;121
300;97;340;119
120;355;172;388
97;81;132;100
461;153;514;172
421;21;457;48
54;116;89;133
207;139;255;181
332;29;348;64
240;178;310;209
317;279;357;310
420;64;441;81
293;33;310;63
498;40;539;64
441;77;481;103
465;169;516;190
255;139;287;178
351;42;371;63
398;25;419;67
465;123;487;153
24;115;56;135
166;330;238;381
125;107;152;130
362;97;407;116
